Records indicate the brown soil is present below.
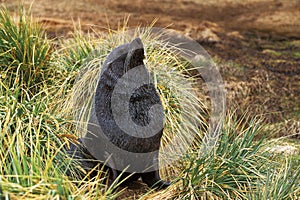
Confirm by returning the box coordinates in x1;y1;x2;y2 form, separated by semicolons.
3;0;300;37
2;0;299;199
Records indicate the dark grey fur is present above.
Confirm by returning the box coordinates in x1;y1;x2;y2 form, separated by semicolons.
68;38;169;189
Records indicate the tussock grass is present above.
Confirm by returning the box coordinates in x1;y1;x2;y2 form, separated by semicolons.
0;7;118;199
0;6;299;200
176;114;299;199
0;7;53;94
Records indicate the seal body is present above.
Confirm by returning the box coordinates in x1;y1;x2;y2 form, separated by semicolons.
69;38;169;189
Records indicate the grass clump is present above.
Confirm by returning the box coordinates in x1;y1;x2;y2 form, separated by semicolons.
173;115;300;199
0;7;118;199
0;7;53;93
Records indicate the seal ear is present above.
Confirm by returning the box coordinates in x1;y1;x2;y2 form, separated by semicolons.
124;37;145;70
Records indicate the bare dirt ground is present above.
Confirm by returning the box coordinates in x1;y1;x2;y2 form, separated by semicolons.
2;0;300;199
3;0;300;36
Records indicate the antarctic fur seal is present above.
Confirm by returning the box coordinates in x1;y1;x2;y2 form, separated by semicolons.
68;38;169;189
